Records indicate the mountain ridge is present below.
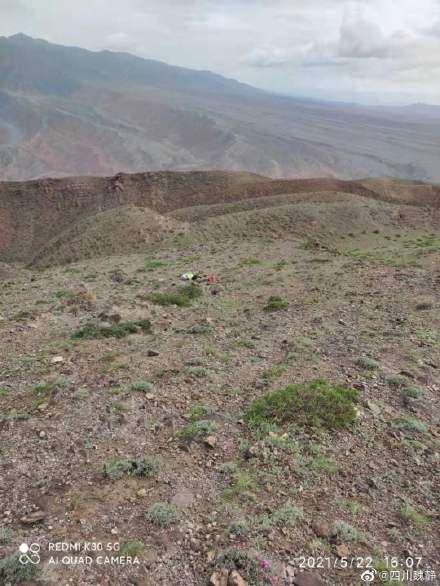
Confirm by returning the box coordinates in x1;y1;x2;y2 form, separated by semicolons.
1;34;440;182
0;170;438;266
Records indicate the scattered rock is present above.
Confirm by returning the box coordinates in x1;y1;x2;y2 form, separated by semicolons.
209;570;229;586
147;350;160;357
137;489;147;498
108;313;122;324
110;270;125;283
366;400;381;416
335;544;350;558
228;571;248;586
50;355;64;364
311;519;331;539
204;435;217;449
20;511;46;525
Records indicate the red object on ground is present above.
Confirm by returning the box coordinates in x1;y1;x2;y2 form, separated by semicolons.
207;274;217;284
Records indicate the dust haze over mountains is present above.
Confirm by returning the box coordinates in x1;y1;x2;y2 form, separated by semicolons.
1;33;440;182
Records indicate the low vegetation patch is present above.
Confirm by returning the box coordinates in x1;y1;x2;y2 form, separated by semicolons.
0;554;39;584
146;502;177;527
401;386;423;402
0;527;14;544
245;379;358;430
355;356;379;370
130;379;153;392
394;418;428;434
399;504;431;530
33;377;70;397
101;456;159;480
386;374;410;388
180;419;218;440
119;541;144;558
148;284;202;307
223;470;258;501
264;295;289;311
72;319;151;339
415;301;433;311
143;258;165;271
333;520;367;543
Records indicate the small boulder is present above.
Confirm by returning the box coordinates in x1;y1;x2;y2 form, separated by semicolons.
228;571;248;586
204;435;217;449
20;511;46;525
311;519;331;539
209;570;229;586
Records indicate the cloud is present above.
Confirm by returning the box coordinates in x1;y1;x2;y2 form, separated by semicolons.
337;18;393;58
244;46;293;68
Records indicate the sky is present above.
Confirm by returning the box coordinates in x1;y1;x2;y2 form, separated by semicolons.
1;0;440;105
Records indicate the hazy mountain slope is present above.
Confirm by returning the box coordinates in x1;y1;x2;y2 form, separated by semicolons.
1;34;440;181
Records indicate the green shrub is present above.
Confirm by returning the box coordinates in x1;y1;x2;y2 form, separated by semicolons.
119;541;144;557
72;319;151;339
218;549;260;584
218;461;238;474
302;238;319;250
394;418;428;434
271;504;304;525
148;284;202;307
146;502;177;527
54;289;75;299
0;554;38;583
186;366;210;378
189;403;217;420
223;471;258;501
180;419;218;439
229;518;250;535
239;258;262;267
0;527;14;544
245;379;358;430
188;323;213;334
273;260;289;271
264;296;289;311
144;258;165;271
333;520;366;543
399;505;430;529
355;356;379;370
131;379;153;392
101;456;159;480
33;377;69;396
73;388;90;400
415;302;432;311
401;386;423;401
386;375;409;388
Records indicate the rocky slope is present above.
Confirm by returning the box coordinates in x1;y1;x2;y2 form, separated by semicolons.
0;171;439;267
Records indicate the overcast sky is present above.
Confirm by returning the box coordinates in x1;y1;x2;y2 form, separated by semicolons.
1;0;440;105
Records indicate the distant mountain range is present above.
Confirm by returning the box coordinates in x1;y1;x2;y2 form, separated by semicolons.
1;33;440;181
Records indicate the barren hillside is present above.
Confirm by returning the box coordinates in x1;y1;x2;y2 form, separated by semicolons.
0;171;439;268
